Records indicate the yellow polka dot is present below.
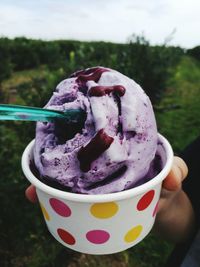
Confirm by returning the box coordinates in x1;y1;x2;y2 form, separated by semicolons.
90;202;119;219
40;203;50;221
124;225;143;243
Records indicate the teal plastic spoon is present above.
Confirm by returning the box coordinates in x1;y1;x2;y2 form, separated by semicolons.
0;104;85;123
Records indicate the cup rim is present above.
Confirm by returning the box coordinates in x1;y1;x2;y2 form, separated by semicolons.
21;133;173;203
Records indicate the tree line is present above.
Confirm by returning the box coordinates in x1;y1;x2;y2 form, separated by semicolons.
1;36;199;103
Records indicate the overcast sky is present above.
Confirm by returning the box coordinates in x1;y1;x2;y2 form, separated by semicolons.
0;0;200;48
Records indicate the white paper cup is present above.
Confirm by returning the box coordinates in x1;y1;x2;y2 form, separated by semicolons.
21;134;173;255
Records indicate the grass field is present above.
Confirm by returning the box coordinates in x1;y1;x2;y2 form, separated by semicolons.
1;56;200;267
156;56;200;153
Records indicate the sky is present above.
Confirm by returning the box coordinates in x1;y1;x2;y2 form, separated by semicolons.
0;0;200;48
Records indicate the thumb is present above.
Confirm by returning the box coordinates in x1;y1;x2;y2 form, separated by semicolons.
162;156;188;191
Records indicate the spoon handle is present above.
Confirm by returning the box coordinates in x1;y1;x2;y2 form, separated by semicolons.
0;104;84;123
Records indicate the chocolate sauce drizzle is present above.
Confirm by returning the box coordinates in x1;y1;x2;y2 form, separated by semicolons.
115;94;123;137
70;67;109;79
70;67;110;95
77;68;108;83
77;129;114;172
74;67;126;172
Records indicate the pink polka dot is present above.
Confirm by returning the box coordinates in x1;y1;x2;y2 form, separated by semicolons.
86;230;110;244
57;228;76;245
49;198;71;217
137;190;155;211
153;201;159;217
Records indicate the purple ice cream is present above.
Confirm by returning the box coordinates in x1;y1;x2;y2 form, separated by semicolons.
33;67;160;194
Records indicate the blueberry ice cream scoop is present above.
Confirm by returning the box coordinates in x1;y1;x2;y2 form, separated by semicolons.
33;67;159;194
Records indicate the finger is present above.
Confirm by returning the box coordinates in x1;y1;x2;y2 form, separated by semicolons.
25;185;38;203
174;156;188;179
162;156;188;191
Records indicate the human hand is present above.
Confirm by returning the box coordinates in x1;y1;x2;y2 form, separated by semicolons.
154;156;196;242
25;184;38;203
157;156;188;215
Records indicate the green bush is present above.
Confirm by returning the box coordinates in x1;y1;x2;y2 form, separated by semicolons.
0;38;13;101
187;46;200;61
0;36;185;103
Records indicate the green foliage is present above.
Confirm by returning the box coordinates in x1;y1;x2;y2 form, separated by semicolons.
187;46;200;61
15;68;65;107
156;56;200;153
126;233;172;267
9;37;41;70
0;38;12;82
114;35;184;102
0;36;185;103
2;37;65;72
0;38;13;101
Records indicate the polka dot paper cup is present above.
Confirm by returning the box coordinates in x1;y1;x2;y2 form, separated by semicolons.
22;134;173;255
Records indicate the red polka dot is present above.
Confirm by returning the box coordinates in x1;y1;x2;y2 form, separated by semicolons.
153;201;159;217
57;228;76;245
137;190;155;211
49;198;71;217
86;230;110;244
